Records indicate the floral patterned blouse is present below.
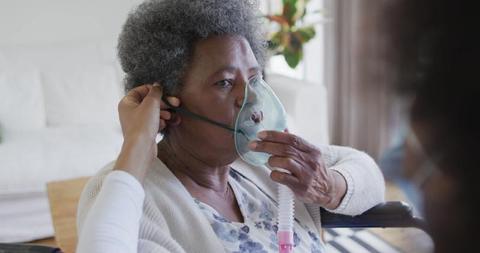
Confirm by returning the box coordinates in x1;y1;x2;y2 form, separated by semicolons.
193;169;326;253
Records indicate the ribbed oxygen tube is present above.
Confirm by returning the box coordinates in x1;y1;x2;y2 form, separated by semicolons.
277;183;295;232
263;166;295;253
277;183;295;253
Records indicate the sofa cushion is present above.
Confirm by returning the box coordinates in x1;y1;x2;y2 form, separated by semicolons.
42;64;123;128
0;126;122;194
0;69;46;130
0;42;124;129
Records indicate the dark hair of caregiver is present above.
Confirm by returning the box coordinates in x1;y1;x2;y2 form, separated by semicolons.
386;0;479;252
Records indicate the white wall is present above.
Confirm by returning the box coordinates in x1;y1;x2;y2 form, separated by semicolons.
0;0;326;82
0;0;330;144
0;0;142;47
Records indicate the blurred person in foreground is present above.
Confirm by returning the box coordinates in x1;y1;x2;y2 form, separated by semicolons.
386;0;479;252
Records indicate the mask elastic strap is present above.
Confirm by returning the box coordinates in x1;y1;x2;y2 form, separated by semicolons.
162;97;246;136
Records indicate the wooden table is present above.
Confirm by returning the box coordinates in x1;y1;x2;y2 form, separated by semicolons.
46;177;90;253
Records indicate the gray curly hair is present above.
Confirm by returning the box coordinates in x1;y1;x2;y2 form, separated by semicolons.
118;0;267;94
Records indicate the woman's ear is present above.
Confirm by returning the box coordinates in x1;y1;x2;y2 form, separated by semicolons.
167;112;182;127
165;95;181;127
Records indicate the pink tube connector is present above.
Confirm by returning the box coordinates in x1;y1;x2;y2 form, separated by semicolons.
277;230;293;253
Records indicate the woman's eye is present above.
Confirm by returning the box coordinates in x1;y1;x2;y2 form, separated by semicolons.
215;79;233;88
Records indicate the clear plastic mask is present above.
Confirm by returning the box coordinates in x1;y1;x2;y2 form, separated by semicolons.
163;75;287;166
234;76;288;166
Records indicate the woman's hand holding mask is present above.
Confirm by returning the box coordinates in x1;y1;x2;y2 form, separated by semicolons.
249;131;347;210
114;84;180;183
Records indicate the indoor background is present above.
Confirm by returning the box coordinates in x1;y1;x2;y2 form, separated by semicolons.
0;0;430;252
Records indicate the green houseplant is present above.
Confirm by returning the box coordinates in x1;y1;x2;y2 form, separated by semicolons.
266;0;317;69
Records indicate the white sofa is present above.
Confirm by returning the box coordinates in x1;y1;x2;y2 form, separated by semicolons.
0;42;329;242
0;42;125;242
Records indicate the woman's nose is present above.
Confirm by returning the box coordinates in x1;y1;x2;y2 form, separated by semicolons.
235;80;257;108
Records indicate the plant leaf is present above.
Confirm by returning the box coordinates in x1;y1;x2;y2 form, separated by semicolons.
292;0;307;22
283;46;303;68
282;3;297;26
288;32;303;51
296;26;316;42
268;32;282;51
267;0;316;69
265;15;290;28
282;0;307;24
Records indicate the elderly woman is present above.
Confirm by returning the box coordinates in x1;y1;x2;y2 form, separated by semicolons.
76;0;384;252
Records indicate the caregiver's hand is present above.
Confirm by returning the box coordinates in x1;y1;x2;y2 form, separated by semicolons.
249;131;347;210
113;84;180;183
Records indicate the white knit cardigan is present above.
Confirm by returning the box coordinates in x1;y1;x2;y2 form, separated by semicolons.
77;145;385;253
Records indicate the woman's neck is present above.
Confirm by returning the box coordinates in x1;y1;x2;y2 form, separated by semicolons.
157;138;231;193
157;136;244;223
